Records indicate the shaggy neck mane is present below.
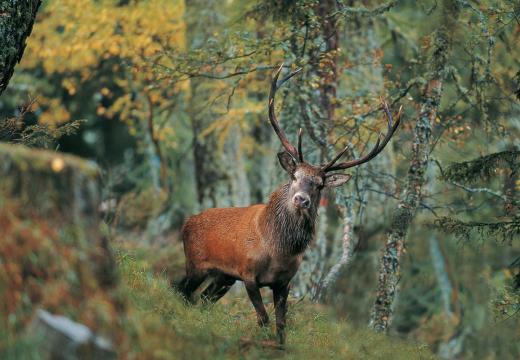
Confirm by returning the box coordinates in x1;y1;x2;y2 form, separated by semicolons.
262;183;318;256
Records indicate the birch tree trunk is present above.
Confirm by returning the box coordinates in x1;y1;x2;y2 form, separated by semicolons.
186;0;224;209
0;0;41;96
312;192;355;302
225;124;250;207
369;0;461;332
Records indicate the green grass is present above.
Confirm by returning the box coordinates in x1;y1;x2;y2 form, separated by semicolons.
0;329;42;360
116;242;435;359
0;239;435;359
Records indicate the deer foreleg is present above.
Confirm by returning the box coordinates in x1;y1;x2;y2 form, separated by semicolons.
273;284;289;345
244;281;269;326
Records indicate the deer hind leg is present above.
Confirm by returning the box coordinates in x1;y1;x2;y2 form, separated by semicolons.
201;274;235;303
175;271;207;304
244;281;269;327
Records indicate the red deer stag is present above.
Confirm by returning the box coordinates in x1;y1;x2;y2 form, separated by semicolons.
177;64;402;344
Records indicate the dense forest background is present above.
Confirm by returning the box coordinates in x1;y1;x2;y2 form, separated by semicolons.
1;0;519;359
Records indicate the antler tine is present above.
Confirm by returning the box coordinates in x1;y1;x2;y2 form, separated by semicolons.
268;64;303;161
297;128;304;162
325;137;382;172
322;142;350;171
377;101;401;149
323;100;402;172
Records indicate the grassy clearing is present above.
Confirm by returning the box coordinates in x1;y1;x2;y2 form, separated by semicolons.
116;241;435;359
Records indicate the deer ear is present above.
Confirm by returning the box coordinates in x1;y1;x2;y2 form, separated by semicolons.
277;151;297;174
324;173;351;187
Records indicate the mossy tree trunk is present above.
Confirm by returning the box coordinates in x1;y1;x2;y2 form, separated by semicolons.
0;0;41;96
369;0;461;332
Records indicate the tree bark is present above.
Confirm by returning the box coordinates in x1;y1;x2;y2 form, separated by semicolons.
426;164;465;359
429;234;466;359
0;0;41;96
185;0;248;209
316;0;339;133
369;0;460;332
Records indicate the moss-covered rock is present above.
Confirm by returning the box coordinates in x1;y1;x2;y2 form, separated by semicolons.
0;144;123;354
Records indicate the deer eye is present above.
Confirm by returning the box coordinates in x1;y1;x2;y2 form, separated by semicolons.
311;177;322;187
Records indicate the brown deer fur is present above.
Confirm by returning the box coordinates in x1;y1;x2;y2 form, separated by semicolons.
182;164;322;287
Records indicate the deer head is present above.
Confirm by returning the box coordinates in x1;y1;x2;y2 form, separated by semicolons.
268;64;402;212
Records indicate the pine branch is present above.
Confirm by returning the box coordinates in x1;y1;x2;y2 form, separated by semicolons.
441;150;520;183
433;216;520;244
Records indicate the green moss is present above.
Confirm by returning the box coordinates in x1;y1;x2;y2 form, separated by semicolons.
0;327;41;360
0;143;99;178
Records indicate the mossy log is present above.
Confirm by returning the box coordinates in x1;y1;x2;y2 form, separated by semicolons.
0;0;41;95
0;143;121;348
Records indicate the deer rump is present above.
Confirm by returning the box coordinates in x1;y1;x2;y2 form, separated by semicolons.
175;64;402;345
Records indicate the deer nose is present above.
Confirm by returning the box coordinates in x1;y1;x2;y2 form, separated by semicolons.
293;193;310;209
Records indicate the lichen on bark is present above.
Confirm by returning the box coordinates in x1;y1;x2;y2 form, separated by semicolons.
0;0;41;95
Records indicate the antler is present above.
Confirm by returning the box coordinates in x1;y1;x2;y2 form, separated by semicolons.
269;64;303;161
297;127;304;162
267;65;402;170
322;101;403;172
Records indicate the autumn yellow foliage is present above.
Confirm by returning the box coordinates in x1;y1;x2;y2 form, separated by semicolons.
20;0;186;130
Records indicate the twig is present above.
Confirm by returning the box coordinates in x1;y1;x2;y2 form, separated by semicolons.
239;337;284;350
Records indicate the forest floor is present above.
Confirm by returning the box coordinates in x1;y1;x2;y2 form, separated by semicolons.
0;229;435;359
114;238;435;359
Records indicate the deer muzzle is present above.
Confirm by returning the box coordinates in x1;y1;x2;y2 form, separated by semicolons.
293;193;310;209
